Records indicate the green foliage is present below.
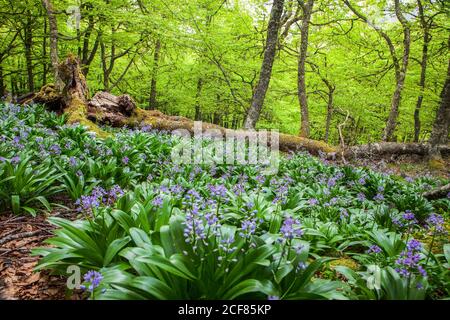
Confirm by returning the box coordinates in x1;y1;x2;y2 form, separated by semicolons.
0;104;447;299
1;0;448;142
0;155;62;215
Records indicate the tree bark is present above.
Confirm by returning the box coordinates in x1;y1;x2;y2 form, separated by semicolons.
0;61;5;98
382;0;411;142
194;78;203;120
429;56;450;146
344;0;410;142
243;0;285;129
42;18;48;85
81;6;99;77
298;0;314;138
423;183;450;200
324;86;335;143
100;38;110;91
42;0;62;91
149;38;161;110
344;142;450;159
413;0;430;142
24;11;34;92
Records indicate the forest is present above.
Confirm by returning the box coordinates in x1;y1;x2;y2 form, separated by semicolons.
0;0;449;303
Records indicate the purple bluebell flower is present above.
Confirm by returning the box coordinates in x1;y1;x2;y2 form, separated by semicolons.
81;270;103;293
367;245;382;254
107;185;124;204
49;144;61;155
405;176;414;183
76;185;122;212
170;184;183;194
327;177;337;188
185;189;201;201
240;218;257;238
232;183;245;195
11;156;20;165
152;196;164;208
219;235;237;253
402;210;415;221
69;157;77;167
122;156;129;165
395;239;426;278
425;213;447;235
255;175;266;184
278;216;303;242
339;208;349;220
373;193;385;201
208;184;228;198
357;193;366;202
308;198;319;206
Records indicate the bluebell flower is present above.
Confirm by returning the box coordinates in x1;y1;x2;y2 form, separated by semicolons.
81;270;103;293
357;193;366;202
367;245;382;254
395;239;426;278
426;213;447;235
11;156;20;165
152;196;164;208
373;193;385;201
278;216;303;243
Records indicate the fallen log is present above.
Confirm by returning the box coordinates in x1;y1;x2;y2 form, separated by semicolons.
16;55;336;155
423;183;450;200
344;142;450;158
15;54;449;160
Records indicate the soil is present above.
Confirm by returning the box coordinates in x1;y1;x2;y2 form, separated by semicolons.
0;207;83;300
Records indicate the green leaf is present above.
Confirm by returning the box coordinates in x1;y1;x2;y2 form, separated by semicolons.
103;236;131;266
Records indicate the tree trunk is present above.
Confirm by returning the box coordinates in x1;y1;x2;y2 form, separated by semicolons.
382;0;411;142
194;78;203;120
429;57;450;146
324;86;335;143
243;0;285;129
344;142;450;159
81;6;99;77
0;59;5;98
42;18;48;85
100;39;110;91
423;183;450;200
42;0;62;91
24;11;34;92
298;0;314;137
149;38;161;110
413;0;430;143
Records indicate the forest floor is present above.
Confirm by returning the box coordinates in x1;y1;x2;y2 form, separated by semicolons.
0;197;83;300
0;157;448;300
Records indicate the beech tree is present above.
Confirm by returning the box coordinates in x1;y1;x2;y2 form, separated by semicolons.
244;0;285;129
